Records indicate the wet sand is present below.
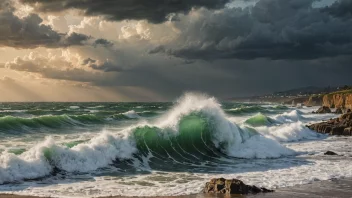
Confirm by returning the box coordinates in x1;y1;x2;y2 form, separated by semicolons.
1;177;352;198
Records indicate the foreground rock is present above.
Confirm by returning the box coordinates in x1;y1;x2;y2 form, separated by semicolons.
324;151;338;155
204;178;274;195
308;112;352;135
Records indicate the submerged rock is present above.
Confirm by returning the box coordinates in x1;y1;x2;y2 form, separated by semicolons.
324;151;338;155
315;106;332;114
203;178;274;195
308;112;352;136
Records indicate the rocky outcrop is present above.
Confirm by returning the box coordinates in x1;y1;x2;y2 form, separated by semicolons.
322;92;352;109
203;178;274;195
314;106;331;114
308;112;352;136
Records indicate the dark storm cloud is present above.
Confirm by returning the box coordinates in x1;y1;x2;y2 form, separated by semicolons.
0;1;113;48
148;45;166;54
20;0;230;23
4;0;352;100
84;55;352;99
86;60;125;72
322;0;352;17
151;0;352;60
81;58;96;65
0;9;61;48
93;39;114;48
62;32;91;46
0;10;87;48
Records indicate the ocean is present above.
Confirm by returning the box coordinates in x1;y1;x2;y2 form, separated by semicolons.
0;93;351;197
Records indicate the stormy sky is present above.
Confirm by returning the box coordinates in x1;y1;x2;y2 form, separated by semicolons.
0;0;351;101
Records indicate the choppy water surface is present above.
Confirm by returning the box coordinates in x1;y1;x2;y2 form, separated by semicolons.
0;93;351;197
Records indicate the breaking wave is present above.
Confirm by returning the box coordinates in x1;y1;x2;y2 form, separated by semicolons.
244;113;277;127
0;93;299;184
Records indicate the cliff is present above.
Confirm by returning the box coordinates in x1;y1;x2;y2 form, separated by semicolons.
305;95;324;106
322;90;352;109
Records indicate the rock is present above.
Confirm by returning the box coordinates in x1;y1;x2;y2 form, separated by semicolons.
324;151;338;155
308;112;352;136
347;109;351;113
315;106;332;114
335;108;343;114
343;127;352;136
331;126;345;135
339;113;352;123
203;178;274;195
324;126;332;134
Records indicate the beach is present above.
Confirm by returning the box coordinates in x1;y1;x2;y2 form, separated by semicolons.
2;177;352;198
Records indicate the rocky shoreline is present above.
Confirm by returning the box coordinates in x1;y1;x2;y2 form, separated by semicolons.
308;110;352;136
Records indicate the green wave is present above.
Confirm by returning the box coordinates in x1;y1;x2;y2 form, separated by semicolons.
272;105;289;110
0;110;151;133
226;106;267;114
137;111;160;117
133;113;229;163
7;148;26;155
64;140;88;148
0;114;104;131
244;113;276;127
225;105;288;115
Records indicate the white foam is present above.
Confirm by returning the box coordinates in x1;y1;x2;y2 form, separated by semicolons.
0;141;52;184
4;137;352;198
0;131;137;184
122;110;140;119
273;110;305;123
255;122;323;142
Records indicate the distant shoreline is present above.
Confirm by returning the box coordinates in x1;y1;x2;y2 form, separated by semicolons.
229;96;310;105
